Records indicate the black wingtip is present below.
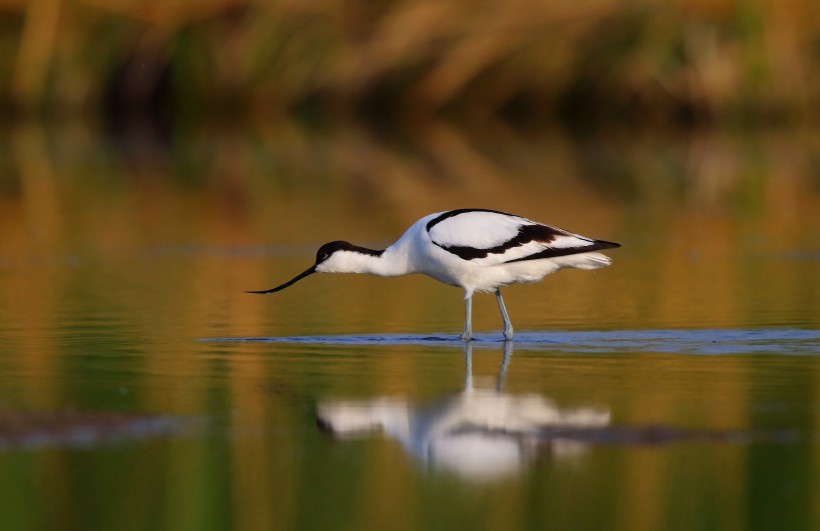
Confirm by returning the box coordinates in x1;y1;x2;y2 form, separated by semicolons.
597;240;621;249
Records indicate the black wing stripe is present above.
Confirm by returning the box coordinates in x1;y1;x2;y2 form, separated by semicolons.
503;240;621;263
433;224;566;260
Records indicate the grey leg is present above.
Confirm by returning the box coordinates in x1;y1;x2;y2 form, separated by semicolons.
495;289;513;340
460;295;473;341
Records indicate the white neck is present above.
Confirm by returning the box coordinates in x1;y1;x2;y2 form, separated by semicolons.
319;247;410;277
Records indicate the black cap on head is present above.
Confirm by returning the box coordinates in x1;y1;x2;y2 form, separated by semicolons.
315;241;353;264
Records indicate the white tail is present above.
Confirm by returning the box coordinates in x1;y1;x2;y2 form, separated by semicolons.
555;252;613;270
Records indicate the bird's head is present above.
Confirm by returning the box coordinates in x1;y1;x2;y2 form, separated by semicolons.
247;241;378;294
313;241;363;273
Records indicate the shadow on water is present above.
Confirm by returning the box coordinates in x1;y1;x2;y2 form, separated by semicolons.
314;341;798;482
203;328;820;355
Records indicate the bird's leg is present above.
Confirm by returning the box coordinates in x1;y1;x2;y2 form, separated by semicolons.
460;295;473;341
495;288;513;340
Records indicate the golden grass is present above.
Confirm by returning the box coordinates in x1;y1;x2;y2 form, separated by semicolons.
2;0;820;122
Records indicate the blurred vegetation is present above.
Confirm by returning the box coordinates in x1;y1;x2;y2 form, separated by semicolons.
2;0;820;125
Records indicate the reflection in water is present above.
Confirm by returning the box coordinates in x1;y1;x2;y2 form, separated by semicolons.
3;119;819;336
317;341;610;481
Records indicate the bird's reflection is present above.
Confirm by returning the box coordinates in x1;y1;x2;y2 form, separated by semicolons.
316;341;610;481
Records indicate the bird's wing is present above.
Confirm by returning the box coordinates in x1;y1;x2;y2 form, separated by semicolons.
427;209;618;265
426;209;529;250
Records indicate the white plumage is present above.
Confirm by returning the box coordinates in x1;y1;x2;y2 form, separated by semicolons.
249;208;620;340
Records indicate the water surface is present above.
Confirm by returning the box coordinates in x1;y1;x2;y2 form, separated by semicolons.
1;121;819;530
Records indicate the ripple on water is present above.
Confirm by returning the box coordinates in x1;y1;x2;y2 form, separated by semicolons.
201;328;820;356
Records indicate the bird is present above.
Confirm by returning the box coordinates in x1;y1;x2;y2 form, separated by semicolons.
248;208;620;341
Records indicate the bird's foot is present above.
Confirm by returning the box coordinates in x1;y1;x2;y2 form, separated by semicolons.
460;331;472;341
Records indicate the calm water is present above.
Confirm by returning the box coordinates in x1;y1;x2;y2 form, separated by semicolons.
1;120;820;531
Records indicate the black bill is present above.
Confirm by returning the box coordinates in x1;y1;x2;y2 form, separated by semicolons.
246;265;317;294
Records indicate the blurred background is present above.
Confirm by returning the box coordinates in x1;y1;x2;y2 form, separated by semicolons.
3;0;820;123
2;2;820;531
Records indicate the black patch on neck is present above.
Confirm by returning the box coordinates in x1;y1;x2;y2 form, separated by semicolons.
316;241;384;264
425;208;515;232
